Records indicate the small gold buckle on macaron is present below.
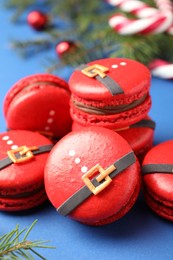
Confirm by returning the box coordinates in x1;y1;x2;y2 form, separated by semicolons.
82;64;109;78
82;164;115;195
7;146;38;164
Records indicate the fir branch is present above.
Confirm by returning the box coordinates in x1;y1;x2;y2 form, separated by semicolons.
3;0;173;73
10;38;53;58
0;220;55;259
3;0;36;22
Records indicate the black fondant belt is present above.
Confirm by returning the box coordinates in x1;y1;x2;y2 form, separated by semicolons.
142;164;173;175
77;64;124;96
0;144;53;170
57;151;136;216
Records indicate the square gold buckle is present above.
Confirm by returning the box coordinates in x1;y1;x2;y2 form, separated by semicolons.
82;64;109;78
82;164;116;195
7;146;38;164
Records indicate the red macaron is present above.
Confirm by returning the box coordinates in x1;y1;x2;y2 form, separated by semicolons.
69;57;151;129
115;116;155;162
45;126;141;226
142;140;173;221
0;130;53;211
3;73;72;142
72;116;156;163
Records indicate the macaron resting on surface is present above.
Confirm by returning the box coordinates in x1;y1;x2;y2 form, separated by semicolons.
0;130;53;211
45;126;141;225
3;74;72;140
69;58;151;128
142;140;173;221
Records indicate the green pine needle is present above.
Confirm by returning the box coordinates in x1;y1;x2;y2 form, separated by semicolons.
3;0;173;73
0;220;55;259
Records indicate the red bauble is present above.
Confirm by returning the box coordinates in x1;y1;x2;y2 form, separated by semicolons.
56;41;76;56
27;11;48;30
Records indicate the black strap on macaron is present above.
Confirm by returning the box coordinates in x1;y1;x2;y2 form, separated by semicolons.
0;144;53;170
76;64;124;96
142;164;173;175
57;151;136;216
131;119;156;130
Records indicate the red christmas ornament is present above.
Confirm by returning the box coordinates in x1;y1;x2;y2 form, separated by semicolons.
27;11;48;30
56;41;76;56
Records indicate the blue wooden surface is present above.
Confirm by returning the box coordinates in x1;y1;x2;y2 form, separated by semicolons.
0;5;173;260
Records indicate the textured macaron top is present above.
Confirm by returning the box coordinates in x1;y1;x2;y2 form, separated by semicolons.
3;74;72;139
0;130;53;197
69;58;151;106
142;140;173;201
45;127;140;224
4;73;69;116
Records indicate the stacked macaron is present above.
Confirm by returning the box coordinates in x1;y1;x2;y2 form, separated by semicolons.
69;58;156;162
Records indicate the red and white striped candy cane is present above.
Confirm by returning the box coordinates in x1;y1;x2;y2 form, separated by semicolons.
149;59;173;79
108;0;173;79
167;23;173;34
108;0;159;17
108;0;173;34
108;0;173;15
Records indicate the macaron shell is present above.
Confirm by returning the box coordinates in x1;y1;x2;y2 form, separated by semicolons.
86;178;141;225
69;58;151;101
144;188;173;221
4;73;69;117
117;125;154;162
143;140;173;203
5;85;72;138
70;94;151;128
4;74;72;138
0;130;52;195
72;116;155;162
0;189;47;211
45;127;140;224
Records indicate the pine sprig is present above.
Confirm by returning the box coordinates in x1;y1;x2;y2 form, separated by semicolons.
3;0;173;73
3;0;37;22
0;220;55;259
11;38;53;58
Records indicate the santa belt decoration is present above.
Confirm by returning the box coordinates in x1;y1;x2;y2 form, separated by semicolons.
77;64;124;96
57;151;136;216
116;118;156;131
0;144;53;170
142;164;173;175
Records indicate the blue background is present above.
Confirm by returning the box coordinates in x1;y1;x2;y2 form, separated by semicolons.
0;3;173;260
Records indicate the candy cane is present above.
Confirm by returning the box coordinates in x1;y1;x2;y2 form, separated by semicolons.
149;59;173;79
108;0;173;15
108;0;173;34
167;23;173;34
108;0;159;17
108;0;173;79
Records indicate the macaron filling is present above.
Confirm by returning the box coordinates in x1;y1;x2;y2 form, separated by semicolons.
7;81;69;107
0;184;44;199
144;186;173;220
71;93;148;115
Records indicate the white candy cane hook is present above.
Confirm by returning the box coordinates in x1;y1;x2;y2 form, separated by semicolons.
149;59;173;79
108;0;173;34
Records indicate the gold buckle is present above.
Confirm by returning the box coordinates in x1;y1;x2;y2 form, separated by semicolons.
82;64;109;78
82;164;116;195
7;146;38;164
